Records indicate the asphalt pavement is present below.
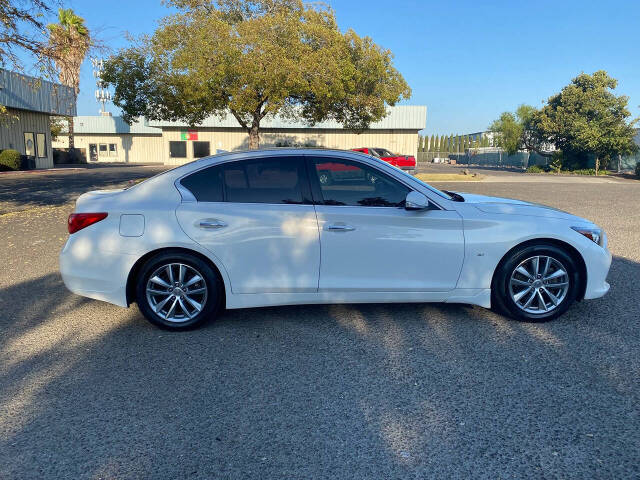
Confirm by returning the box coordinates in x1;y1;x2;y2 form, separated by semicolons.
0;166;639;479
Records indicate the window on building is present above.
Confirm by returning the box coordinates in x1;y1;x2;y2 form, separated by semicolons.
109;143;117;156
311;157;408;207
99;144;108;156
180;157;309;204
24;132;35;156
193;141;210;158
169;141;187;158
36;133;46;158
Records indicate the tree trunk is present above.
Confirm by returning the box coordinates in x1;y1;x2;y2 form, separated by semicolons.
248;125;260;150
595;156;599;176
67;116;74;150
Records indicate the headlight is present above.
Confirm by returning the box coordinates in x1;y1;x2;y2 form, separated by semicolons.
571;226;603;246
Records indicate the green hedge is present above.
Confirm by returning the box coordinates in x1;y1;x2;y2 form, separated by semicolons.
0;149;21;171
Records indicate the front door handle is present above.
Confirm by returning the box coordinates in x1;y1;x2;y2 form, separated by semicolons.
325;223;355;232
199;219;227;229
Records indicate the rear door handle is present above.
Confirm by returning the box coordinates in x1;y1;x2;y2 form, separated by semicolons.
326;223;355;232
199;219;227;229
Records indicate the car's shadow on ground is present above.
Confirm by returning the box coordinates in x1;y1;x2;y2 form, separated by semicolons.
0;256;638;478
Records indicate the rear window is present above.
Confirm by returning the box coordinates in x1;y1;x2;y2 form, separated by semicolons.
180;157;309;204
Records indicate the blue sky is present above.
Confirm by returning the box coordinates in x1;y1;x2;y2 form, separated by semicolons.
61;0;640;135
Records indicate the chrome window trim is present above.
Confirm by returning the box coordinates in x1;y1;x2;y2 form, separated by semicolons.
174;150;447;210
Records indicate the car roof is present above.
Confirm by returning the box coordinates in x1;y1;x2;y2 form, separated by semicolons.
193;147;373;165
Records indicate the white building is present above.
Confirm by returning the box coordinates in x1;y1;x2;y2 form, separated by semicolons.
52;105;427;165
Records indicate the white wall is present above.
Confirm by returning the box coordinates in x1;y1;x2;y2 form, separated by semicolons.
162;127;419;166
53;134;164;164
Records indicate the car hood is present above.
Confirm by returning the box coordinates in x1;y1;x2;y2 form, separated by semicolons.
454;192;589;223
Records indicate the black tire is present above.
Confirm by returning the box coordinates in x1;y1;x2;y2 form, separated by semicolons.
492;243;580;322
135;251;223;330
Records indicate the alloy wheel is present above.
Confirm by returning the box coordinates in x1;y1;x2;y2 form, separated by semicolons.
508;255;570;314
146;263;208;323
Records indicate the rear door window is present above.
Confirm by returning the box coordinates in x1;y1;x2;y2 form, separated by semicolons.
181;156;310;204
223;157;308;204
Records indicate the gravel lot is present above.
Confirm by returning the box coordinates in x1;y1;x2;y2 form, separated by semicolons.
0;167;639;479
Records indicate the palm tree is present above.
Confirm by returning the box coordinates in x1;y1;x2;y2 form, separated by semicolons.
48;9;90;150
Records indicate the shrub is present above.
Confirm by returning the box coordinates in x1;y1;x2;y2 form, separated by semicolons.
0;149;21;171
526;165;544;173
549;152;563;173
570;168;609;176
635;162;640;178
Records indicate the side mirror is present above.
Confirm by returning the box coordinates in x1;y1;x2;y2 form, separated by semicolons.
405;191;430;210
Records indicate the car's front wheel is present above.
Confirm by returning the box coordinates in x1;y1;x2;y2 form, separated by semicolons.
135;252;222;330
492;244;581;322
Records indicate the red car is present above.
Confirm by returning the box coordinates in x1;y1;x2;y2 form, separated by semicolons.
352;147;416;172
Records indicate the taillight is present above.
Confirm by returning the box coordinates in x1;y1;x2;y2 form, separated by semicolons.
68;212;108;234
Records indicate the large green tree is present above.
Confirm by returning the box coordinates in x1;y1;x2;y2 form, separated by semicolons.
489;104;543;156
102;0;410;149
534;70;637;172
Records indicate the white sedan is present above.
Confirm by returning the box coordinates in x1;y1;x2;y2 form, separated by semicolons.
60;149;611;330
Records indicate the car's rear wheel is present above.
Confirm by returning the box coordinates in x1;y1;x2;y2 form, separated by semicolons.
492;244;580;322
135;252;222;330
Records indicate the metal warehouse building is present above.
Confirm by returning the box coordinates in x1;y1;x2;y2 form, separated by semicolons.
0;69;76;169
53;105;426;165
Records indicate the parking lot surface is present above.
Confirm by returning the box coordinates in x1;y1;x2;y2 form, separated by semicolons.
1;167;639;479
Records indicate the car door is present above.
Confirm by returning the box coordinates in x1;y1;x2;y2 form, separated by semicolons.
176;156;320;294
307;155;465;292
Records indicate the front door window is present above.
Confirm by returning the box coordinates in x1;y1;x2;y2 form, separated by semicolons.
311;157;409;207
